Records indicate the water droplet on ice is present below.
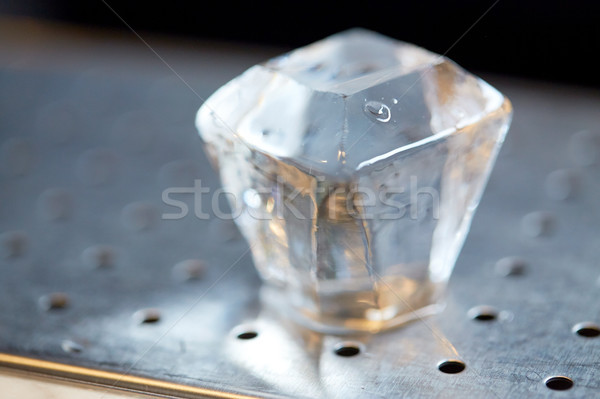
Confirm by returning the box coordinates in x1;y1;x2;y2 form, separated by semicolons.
364;101;391;122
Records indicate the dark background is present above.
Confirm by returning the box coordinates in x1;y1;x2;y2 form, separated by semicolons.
1;0;599;87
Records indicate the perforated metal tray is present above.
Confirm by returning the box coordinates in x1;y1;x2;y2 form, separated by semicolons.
1;19;599;398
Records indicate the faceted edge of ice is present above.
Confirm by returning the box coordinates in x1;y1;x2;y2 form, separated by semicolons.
263;28;444;96
196;29;512;178
356;84;510;171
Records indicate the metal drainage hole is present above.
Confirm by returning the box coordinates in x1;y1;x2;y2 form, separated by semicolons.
39;293;69;311
573;322;600;338
133;308;161;324
438;360;466;374
474;313;496;321
495;256;526;277
61;340;83;354
468;305;498;321
237;331;258;340
334;342;361;357
545;376;573;391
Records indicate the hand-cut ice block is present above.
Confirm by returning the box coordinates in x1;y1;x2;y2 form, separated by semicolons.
196;29;512;333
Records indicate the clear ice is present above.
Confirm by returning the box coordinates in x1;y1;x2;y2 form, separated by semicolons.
196;29;512;332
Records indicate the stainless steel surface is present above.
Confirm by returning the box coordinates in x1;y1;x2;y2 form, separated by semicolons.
1;18;600;398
